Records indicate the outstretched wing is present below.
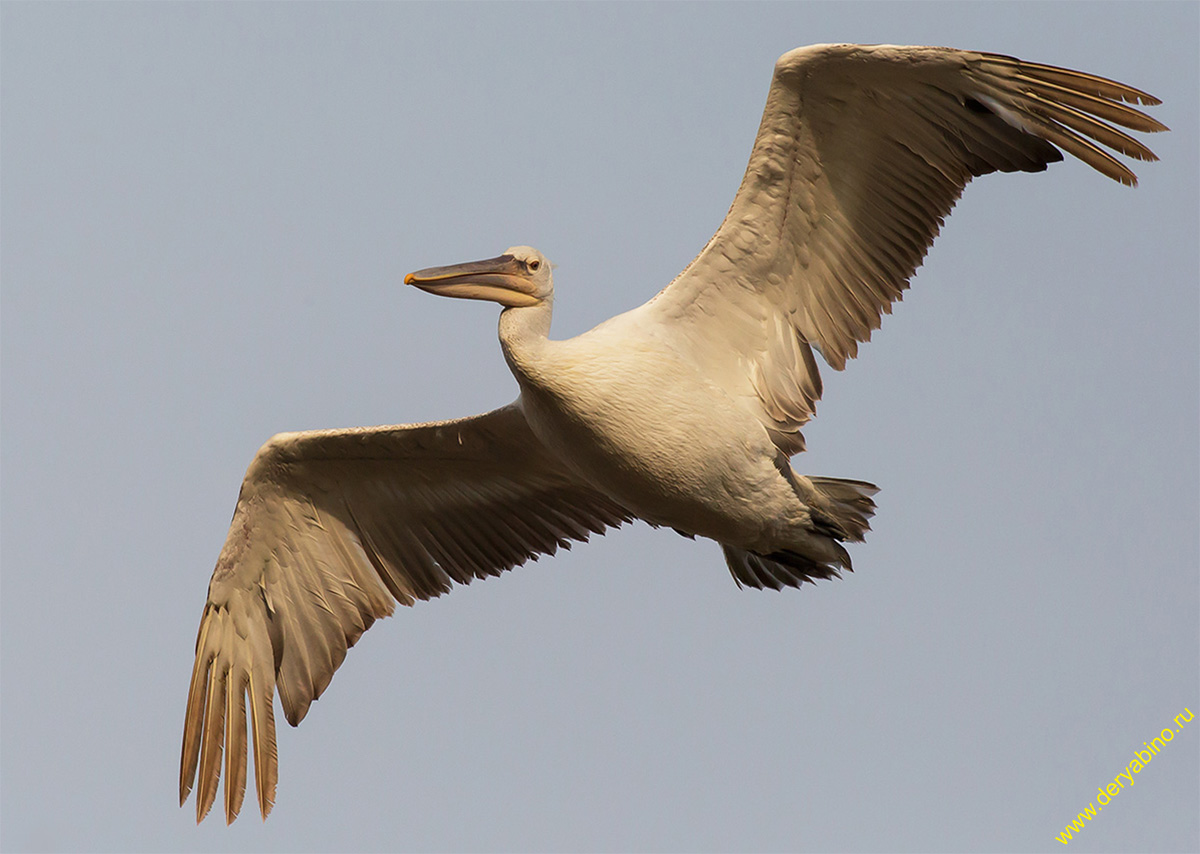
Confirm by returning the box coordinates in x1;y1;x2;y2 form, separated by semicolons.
639;44;1165;455
180;403;631;823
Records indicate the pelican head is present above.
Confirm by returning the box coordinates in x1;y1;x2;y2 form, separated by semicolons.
405;245;552;308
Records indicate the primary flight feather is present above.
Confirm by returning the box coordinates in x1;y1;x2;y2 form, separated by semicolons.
180;43;1164;822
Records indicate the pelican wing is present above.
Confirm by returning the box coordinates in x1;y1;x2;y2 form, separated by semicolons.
179;403;630;823
642;44;1164;454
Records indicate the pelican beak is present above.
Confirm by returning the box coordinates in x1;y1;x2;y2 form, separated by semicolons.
404;254;541;307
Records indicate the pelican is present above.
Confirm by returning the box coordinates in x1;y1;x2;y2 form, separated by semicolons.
180;43;1164;823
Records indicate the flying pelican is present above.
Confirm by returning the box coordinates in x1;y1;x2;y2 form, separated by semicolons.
180;44;1164;823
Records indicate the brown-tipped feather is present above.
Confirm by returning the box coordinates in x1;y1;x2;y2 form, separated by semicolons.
1024;92;1160;161
1005;71;1169;133
1010;105;1141;187
248;666;278;820
991;55;1162;105
224;666;249;824
178;612;212;806
196;654;227;822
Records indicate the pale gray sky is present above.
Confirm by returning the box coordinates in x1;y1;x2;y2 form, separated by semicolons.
2;3;1197;852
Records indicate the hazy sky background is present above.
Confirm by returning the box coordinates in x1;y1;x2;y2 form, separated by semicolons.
2;3;1197;852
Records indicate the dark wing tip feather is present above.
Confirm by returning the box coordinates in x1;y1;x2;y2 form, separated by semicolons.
980;53;1164;107
975;52;1164;188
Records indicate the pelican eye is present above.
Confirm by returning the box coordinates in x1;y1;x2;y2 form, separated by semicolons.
528;259;541;271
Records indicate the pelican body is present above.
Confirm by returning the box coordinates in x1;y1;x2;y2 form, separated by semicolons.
422;253;865;576
180;44;1165;823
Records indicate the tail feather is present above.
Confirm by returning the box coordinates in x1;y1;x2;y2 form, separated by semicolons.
720;476;879;591
807;477;878;542
721;544;849;591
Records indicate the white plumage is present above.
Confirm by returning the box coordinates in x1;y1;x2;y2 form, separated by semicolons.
180;43;1164;823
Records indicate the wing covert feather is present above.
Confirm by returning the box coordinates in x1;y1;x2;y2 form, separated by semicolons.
180;404;631;822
